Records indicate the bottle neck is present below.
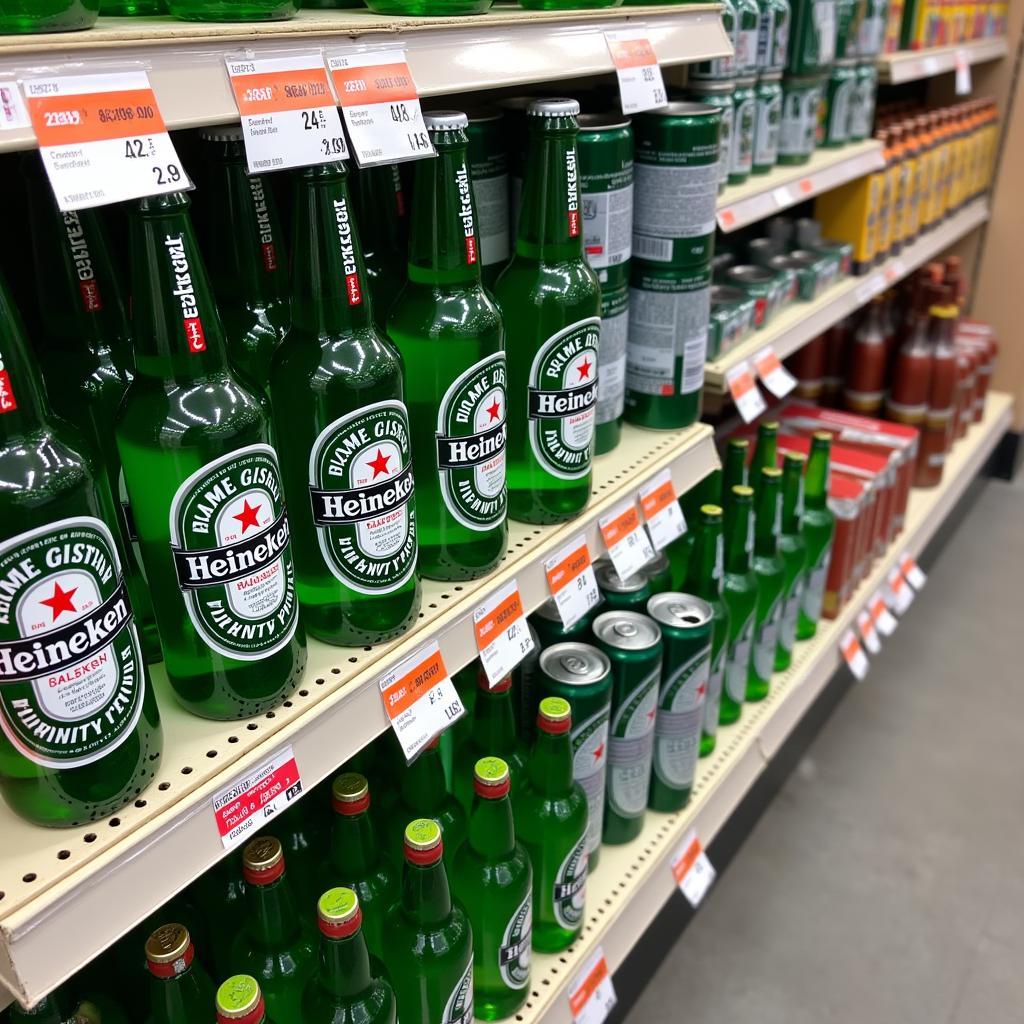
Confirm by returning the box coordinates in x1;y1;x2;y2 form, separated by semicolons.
317;929;373;1000
754;480;780;557
400;858;452;926
781;466;804;535
468;792;516;860
684;518;723;599
805;444;831;510
475;689;518;751
751;435;777;483
332;810;379;876
527;729;573;794
725;500;752;574
0;269;51;439
149;967;209;1024
352;163;406;263
401;747;447;813
245;874;303;948
927;307;957;354
722;447;748;499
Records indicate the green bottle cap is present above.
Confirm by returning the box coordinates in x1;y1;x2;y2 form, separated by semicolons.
731;484;754;500
700;503;723;517
317;887;362;938
404;818;443;865
760;467;782;479
216;976;263;1024
537;696;572;734
473;756;510;800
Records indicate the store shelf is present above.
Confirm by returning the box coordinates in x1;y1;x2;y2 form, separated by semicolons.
877;35;1009;84
517;389;1013;1024
0;4;729;153
716;140;886;234
0;422;717;1010
704;196;991;395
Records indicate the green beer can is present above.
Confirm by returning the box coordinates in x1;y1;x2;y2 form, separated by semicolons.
466;107;511;288
822;59;857;148
729;77;757;185
644;551;674;594
531;597;595;649
778;74;823;166
787;0;839;75
538;642;612;869
724;264;776;329
683;79;735;193
849;62;878;142
768;253;818;301
596;282;629;455
646;592;713;812
595;559;654;612
753;72;783;174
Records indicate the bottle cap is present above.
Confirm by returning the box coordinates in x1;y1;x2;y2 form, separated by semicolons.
528;98;581;118
423;110;469;131
726;437;750;450
317;887;363;939
537;695;571;734
479;670;512;693
473;756;510;799
731;484;754;500
812;430;832;444
332;772;370;816
760;466;782;479
215;976;264;1024
760;420;779;433
144;924;193;978
404;818;443;865
782;451;806;467
699;503;723;517
199;124;244;143
242;836;285;886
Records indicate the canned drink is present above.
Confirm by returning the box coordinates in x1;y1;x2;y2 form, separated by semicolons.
595;560;655;611
724;264;776;329
822;59;857;148
834;0;861;60
791;247;838;288
710;284;757;355
757;0;792;72
682;80;735;193
778;73;823;165
625;260;711;428
766;214;795;248
644;551;674;594
768;253;814;300
537;643;613;866
809;237;853;276
748;236;783;266
591;611;662;845
632;103;721;268
766;259;798;307
531;597;596;649
711;248;738;278
849;62;878;142
734;0;761;75
794;216;821;248
753;72;783;174
729;77;757;184
856;0;885;56
596;283;629;455
466;107;510;286
645;593;713;812
578;113;634;292
787;0;838;75
689;0;738;81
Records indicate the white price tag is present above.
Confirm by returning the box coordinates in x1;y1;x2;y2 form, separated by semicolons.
0;81;29;130
568;948;617;1024
869;589;898;636
726;361;768;423
922;55;940;75
599;499;656;581
226;52;347;173
638;468;686;551
545;535;602;629
899;552;927;590
954;49;973;95
328;49;434;167
887;566;914;615
840;628;869;680
473;579;535;688
212;746;302;850
772;185;793;208
379;641;464;762
857;608;881;654
752;346;797;398
671;829;716;907
23;71;188;212
605;31;667;115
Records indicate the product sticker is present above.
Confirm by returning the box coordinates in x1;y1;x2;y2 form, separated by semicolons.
886;565;914;615
568;948;617;1024
0;81;29;130
545;535;602;628
955;50;972;95
672;829;716;907
599;499;656;582
726;360;768;422
857;608;881;654
752;346;797;398
899;552;927;590
604;30;667;115
840;628;869;680
473;579;535;687
638;468;687;551
869;588;898;636
212;746;302;850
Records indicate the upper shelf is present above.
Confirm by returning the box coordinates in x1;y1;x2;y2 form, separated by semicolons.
876;35;1009;84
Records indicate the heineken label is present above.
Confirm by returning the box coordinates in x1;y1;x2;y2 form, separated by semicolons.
607;669;658;819
163;232;207;354
441;960;473;1024
454;159;478;265
528;317;600;480
725;616;753;704
552;833;587;929
572;704;610;855
0;516;145;768
801;543;832;623
169;444;299;660
702;645;725;739
499;893;532;989
62;210;103;313
752;597;782;682
246;175;279;274
779;578;804;653
436;353;507;531
309;400;417;595
653;645;709;790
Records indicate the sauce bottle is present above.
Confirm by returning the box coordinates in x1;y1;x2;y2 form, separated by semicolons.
843;296;886;415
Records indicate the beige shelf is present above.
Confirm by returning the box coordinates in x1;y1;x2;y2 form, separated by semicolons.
877;35;1009;84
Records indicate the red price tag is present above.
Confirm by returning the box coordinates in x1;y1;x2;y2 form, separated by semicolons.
857;608;881;654
568;949;617;1024
887;566;914;615
212;746;302;850
899;552;927;590
638;468;686;551
869;589;898;635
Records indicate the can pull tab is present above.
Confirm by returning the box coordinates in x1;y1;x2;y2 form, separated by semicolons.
562;655;590;675
669;604;703;625
613;621;639;638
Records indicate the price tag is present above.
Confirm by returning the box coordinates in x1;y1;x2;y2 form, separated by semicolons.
545;535;602;629
568;948;617;1024
772;185;793;208
23;70;188;212
797;177;814;195
718;208;736;231
0;81;29;130
857;608;881;654
899;552;927;590
379;641;464;762
638;468;686;551
226;52;347;174
887;566;914;615
954;48;972;94
212;746;302;850
840;628;869;680
922;55;940;75
752;346;797;398
869;589;898;636
725;361;768;423
328;48;434;167
473;579;535;687
855;274;886;305
671;829;716;907
605;30;667;115
599;499;656;581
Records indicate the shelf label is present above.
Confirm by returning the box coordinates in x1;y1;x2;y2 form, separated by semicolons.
886;566;914;615
752;346;797;398
856;608;881;654
921;55;940;75
0;81;29;130
855;274;886;305
726;361;768;423
600;499;656;582
840;628;869;680
772;185;793;208
545;535;602;629
605;30;667;115
672;829;716;907
955;49;972;95
638;468;686;551
899;552;927;590
568;948;617;1024
869;589;898;636
718;208;737;230
225;52;347;174
23;70;187;212
212;745;302;850
379;640;464;762
327;48;435;167
473;579;535;687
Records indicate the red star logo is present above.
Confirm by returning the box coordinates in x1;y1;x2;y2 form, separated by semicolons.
233;499;262;533
486;399;501;422
368;449;391;478
41;581;78;621
577;358;592;381
593;741;605;762
647;708;657;721
697;682;707;699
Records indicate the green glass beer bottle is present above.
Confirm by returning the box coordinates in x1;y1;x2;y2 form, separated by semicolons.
513;697;588;953
100;0;167;15
351;164;408;332
329;772;398;964
453;758;532;1020
116;191;305;720
302;888;397;1024
749;420;778;498
747;467;785;702
720;437;749;511
776;451;808;671
683;504;731;757
231;837;316;1024
388;112;508;581
0;271;162;827
216;977;275;1024
495;99;601;524
269;162;420;646
193;853;246;979
269;795;326;916
196;126;290;390
720;485;757;725
796;432;835;640
145;924;216;1024
383;819;474;1024
0;1;99;32
166;0;297;21
5;986;96;1024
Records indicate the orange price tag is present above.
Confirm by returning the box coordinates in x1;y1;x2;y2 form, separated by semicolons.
672;829;716;905
638;468;686;551
899;552;927;590
545;535;601;628
752;346;796;399
568;949;617;1024
604;29;666;114
473;580;534;687
869;589;897;636
599;499;655;581
840;628;869;680
798;177;814;195
887;566;914;614
725;360;767;423
718;208;737;230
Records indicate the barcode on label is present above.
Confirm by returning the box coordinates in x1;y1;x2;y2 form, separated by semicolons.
632;234;673;262
681;334;707;394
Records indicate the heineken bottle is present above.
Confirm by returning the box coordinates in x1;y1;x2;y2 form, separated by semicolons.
749;420;778;498
215;977;274;1024
145;924;216;1024
302;888;397;1024
683;504;731;757
351;163;407;332
383;819;474;1024
720;485;757;725
269;795;326;915
388;112;508;581
453;758;532;1020
776;452;808;671
196;125;290;390
720;436;749;510
796;432;835;640
329;772;398;964
0;270;162;827
748;467;785;702
230;837;316;1024
193;853;246;979
269;162;420;646
495;99;602;524
116;191;305;720
513;697;588;953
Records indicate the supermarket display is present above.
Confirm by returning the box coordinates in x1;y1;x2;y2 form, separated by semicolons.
351;164;408;333
884;0;1008;51
465;108;511;290
146;924;216;1024
0;0;99;33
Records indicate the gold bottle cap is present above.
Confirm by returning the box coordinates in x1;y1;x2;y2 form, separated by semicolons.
145;923;190;965
332;772;370;815
242;836;284;884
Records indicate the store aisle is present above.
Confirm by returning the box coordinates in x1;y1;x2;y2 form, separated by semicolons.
624;473;1024;1024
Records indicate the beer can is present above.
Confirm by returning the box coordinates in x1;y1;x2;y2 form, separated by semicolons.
595;560;654;612
531;598;595;649
537;642;613;866
849;62;878;142
791;247;840;289
729;77;756;185
734;0;761;76
768;253;818;301
747;236;783;267
757;0;791;72
809;237;853;277
822;59;858;149
645;592;713;812
682;79;735;192
466;106;510;285
753;72;783;174
591;611;662;844
596;282;629;455
710;284;757;357
643;551;674;594
724;263;776;329
787;0;839;75
778;74;823;166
